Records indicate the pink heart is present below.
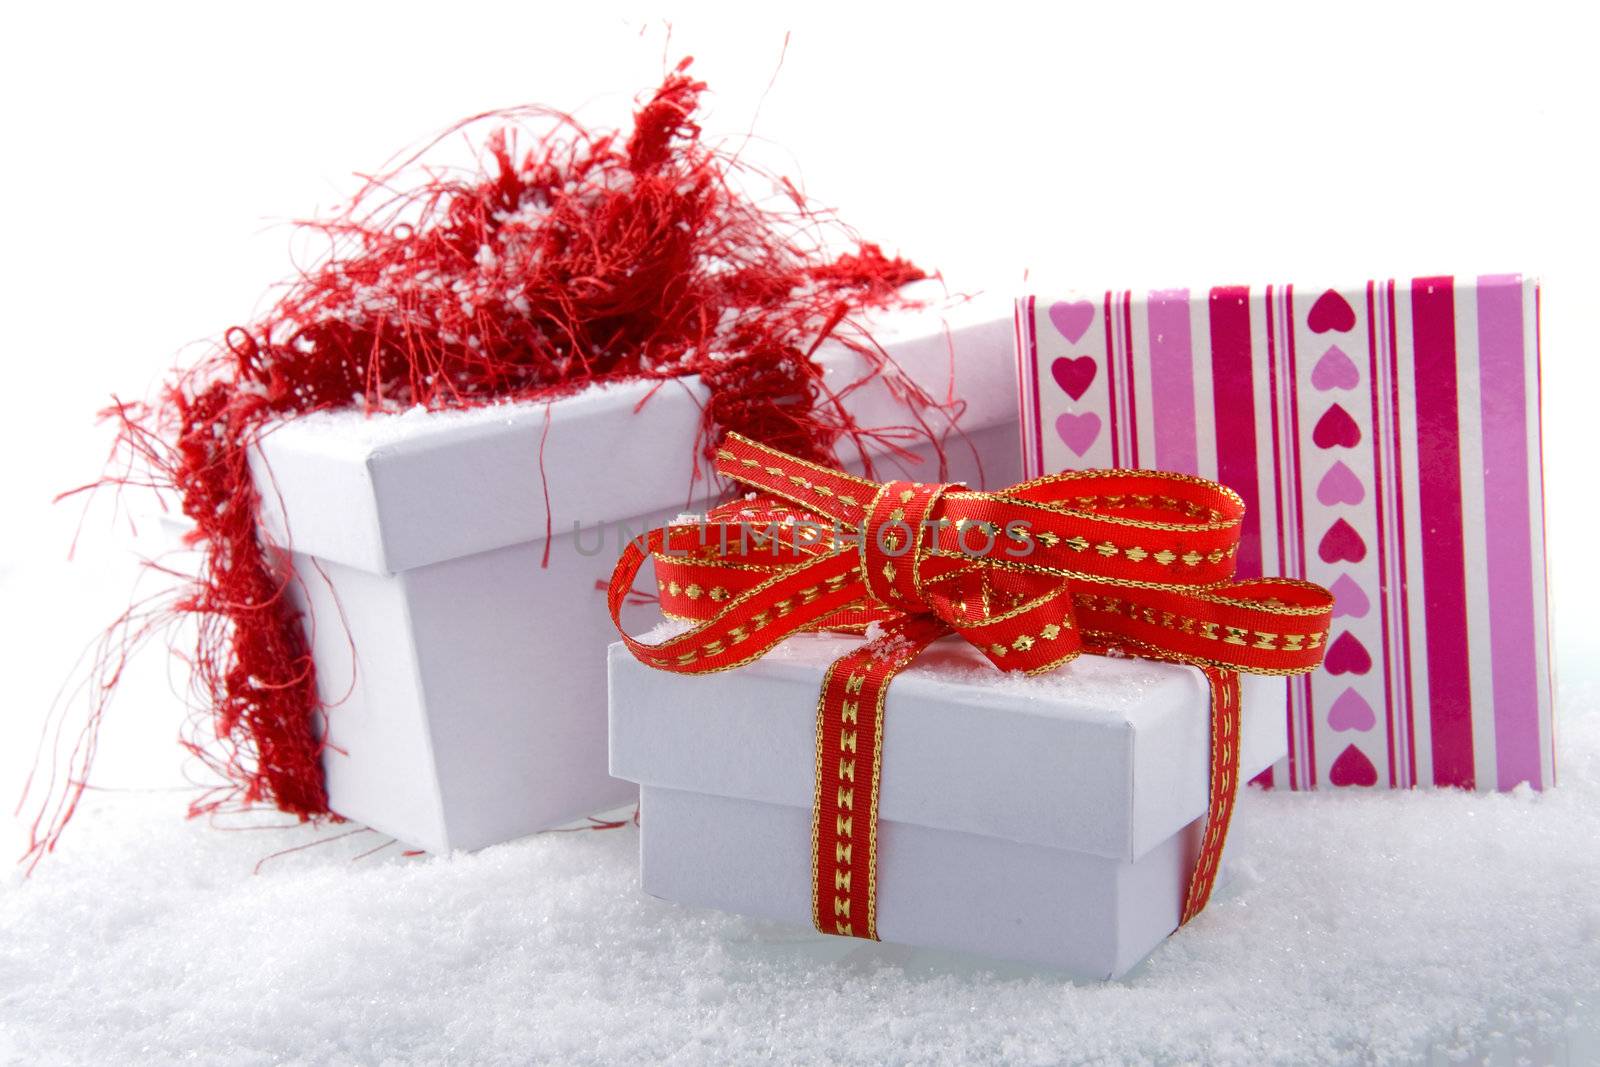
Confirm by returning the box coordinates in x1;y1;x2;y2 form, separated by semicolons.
1329;743;1379;787
1051;356;1098;401
1324;631;1373;675
1048;300;1095;344
1317;460;1365;506
1055;412;1101;457
1328;688;1377;732
1329;573;1370;618
1311;345;1360;390
1307;289;1357;334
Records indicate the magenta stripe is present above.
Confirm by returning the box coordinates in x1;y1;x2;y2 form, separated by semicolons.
1208;286;1263;578
1476;275;1541;789
1123;293;1140;467
1411;276;1475;789
1148;289;1198;474
1023;297;1044;477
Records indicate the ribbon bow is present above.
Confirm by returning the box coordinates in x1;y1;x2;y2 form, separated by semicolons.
610;433;1333;940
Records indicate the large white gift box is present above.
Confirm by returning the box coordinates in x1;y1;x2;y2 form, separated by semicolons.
246;304;1020;854
608;633;1287;978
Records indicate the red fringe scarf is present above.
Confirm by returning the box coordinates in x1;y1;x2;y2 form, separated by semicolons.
24;59;945;867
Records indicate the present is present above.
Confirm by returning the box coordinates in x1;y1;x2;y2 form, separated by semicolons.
610;634;1286;977
605;434;1332;974
248;311;1019;853
25;63;1036;867
1016;277;1551;791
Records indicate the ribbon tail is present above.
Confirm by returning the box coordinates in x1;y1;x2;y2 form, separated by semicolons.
810;615;948;941
1180;667;1243;925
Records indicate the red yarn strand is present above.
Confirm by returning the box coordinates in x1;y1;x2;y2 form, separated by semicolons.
22;61;945;868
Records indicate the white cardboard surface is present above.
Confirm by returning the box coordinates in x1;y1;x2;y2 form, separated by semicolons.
611;634;1287;978
610;634;1286;861
246;301;1023;852
639;785;1204;979
291;537;642;853
250;302;1021;577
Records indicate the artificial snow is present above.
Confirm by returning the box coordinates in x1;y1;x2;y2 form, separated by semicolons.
4;695;1598;1064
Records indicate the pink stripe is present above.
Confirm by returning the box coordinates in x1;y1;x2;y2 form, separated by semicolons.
1535;285;1554;785
1476;275;1541;789
1411;276;1475;789
1102;292;1119;467
1148;290;1198;474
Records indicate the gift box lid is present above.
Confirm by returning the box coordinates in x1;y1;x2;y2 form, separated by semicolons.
248;291;1018;576
608;632;1286;863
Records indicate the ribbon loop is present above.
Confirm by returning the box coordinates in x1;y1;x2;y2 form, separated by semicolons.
858;479;953;614
611;433;1333;941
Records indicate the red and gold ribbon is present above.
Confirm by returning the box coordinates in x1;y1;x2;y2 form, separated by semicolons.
609;433;1333;939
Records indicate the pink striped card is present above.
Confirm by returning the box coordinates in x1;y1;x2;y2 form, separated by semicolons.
1016;277;1552;791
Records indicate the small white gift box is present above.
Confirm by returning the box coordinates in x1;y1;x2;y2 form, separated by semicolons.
608;633;1287;978
247;305;1020;853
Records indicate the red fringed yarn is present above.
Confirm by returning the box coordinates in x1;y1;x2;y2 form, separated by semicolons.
23;59;941;866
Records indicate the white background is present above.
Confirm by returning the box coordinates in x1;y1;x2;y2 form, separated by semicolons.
1;6;1598;1061
3;0;1597;855
0;0;1590;876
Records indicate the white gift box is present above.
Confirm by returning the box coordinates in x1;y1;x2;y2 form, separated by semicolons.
608;633;1287;978
246;302;1021;854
